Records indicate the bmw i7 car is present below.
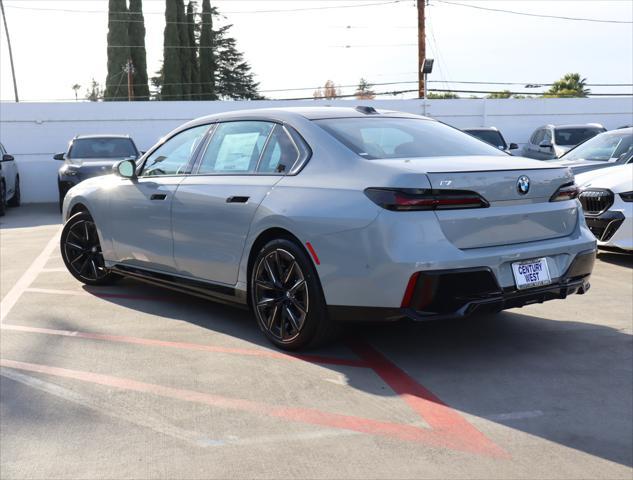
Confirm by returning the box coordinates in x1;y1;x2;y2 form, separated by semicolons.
60;107;597;350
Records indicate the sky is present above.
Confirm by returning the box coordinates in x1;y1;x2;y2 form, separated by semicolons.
1;0;632;102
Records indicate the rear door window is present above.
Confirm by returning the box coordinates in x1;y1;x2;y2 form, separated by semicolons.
198;121;274;174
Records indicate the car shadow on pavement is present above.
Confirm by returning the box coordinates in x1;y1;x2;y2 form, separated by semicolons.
597;250;632;268
82;279;633;469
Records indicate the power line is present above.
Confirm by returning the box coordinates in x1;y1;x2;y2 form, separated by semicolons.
105;78;633;90
18;88;632;103
3;1;403;16
435;0;633;24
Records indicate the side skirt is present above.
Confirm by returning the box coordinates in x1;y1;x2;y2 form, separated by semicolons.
110;264;248;308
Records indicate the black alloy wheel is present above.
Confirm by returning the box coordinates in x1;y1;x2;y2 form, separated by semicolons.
60;211;119;285
250;238;336;350
7;176;20;207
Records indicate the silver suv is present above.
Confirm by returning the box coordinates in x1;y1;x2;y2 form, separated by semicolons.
523;124;605;160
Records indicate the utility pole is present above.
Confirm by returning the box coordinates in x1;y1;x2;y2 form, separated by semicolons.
417;0;426;99
124;59;134;101
0;0;19;102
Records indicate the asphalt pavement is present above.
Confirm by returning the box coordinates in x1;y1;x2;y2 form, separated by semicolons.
1;204;631;479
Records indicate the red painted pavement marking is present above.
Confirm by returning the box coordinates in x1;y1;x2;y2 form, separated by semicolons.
349;342;507;457
0;324;366;368
0;358;506;456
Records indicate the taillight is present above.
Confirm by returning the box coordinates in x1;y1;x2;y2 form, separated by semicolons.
550;182;579;202
364;188;489;211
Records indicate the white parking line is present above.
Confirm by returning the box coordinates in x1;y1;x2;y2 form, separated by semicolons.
0;228;61;324
485;410;544;421
25;287;87;296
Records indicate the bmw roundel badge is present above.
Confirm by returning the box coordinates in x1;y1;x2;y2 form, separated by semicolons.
517;175;530;195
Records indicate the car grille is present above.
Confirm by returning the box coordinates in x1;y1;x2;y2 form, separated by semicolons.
578;189;613;215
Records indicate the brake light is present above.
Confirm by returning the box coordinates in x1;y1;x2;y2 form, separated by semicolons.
550;183;579;202
364;188;489;211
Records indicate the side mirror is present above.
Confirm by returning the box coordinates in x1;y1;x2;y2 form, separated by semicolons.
114;159;137;179
539;142;553;149
2;154;14;162
509;143;519;150
53;153;65;161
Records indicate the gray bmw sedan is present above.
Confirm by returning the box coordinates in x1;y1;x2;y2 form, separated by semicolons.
60;107;597;350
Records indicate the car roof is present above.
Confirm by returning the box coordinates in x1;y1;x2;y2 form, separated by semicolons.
462;127;499;132
187;106;430;127
73;134;132;140
540;123;605;130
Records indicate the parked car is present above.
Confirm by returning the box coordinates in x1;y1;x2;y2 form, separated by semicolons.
553;127;633;174
0;142;21;216
60;107;596;350
55;134;141;209
462;127;518;154
523;124;606;160
576;164;632;251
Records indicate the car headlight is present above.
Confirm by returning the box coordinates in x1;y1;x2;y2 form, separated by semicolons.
620;191;633;202
61;167;78;176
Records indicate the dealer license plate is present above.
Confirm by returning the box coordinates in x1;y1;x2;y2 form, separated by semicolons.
511;258;552;290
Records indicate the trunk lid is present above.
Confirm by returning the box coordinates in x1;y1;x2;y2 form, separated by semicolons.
375;156;578;249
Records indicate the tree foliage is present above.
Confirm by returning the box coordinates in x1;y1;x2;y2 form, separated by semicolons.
154;0;261;101
162;0;183;100
128;0;150;100
85;79;104;102
176;0;192;100
187;1;201;100
198;0;216;100
486;90;512;99
104;0;130;101
354;78;375;100
313;80;340;99
545;73;590;98
427;91;459;99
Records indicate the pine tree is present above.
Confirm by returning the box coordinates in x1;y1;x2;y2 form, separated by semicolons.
128;0;150;100
187;1;201;100
199;0;216;100
354;78;375;100
162;0;183;100
104;0;130;101
176;0;192;100
214;34;261;100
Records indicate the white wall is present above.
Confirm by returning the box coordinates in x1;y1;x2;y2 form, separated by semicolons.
1;97;632;203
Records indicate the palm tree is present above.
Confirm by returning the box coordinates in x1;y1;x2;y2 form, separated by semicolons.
545;73;590;98
72;83;81;101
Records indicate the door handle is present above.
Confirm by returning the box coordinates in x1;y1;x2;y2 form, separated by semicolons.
226;196;249;203
150;193;167;201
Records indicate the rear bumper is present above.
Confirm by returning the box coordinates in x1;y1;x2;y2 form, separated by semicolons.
328;248;595;322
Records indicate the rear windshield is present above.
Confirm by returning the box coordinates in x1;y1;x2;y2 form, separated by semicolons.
69;138;137;159
465;129;507;150
554;127;604;146
563;131;633;162
314;118;506;159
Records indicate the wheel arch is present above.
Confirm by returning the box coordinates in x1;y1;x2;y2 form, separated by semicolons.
245;227;322;306
67;202;91;220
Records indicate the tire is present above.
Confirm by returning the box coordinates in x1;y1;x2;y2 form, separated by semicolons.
0;180;6;217
7;176;20;207
250;238;337;350
60;211;120;286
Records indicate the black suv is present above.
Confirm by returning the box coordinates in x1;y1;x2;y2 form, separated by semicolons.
56;135;141;209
